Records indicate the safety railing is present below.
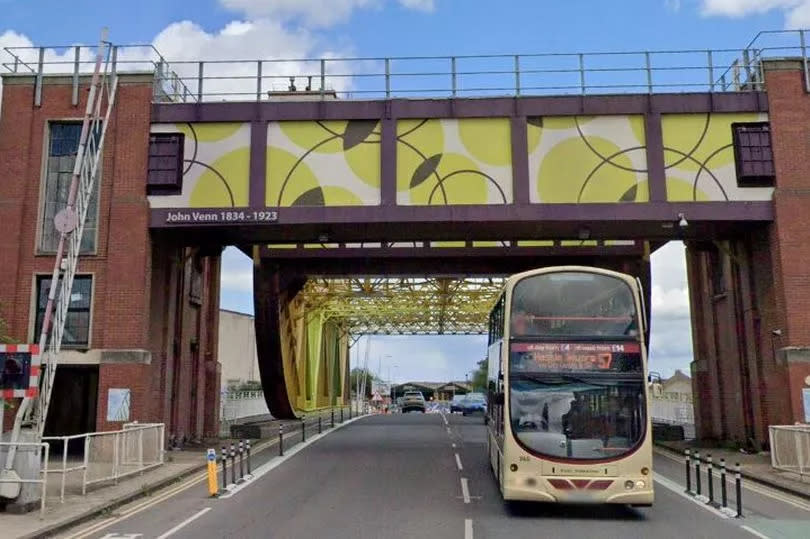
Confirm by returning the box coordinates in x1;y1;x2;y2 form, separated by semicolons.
651;398;695;439
220;390;271;437
4;30;810;103
82;423;165;493
769;424;810;480
0;441;49;518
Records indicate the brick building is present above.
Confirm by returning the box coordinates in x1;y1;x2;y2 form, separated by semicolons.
0;72;221;443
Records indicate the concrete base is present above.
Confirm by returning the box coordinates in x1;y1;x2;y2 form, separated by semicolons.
0;429;43;513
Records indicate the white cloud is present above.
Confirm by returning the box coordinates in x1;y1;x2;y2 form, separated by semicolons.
219;0;381;27
220;247;253;293
398;0;436;12
700;0;810;27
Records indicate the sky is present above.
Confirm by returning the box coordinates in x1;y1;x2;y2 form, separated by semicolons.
1;0;800;384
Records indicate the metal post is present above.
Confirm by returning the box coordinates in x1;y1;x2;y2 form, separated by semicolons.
61;437;68;502
801;30;810;92
320;59;326;99
221;446;227;490
319;415;322;434
707;454;715;506
707;50;714;92
229;443;236;485
279;424;284;456
645;51;652;94
331;408;335;427
579;53;586;95
685;449;692;494
72;46;80;106
451;56;457;97
720;459;728;508
514;55;521;96
113;432;120;484
246;440;251;475
301;418;306;442
735;462;743;517
695;451;702;496
34;47;44;107
197;62;204;102
256;60;262;101
138;428;144;474
82;436;89;495
385;58;391;99
238;441;244;480
340;407;344;423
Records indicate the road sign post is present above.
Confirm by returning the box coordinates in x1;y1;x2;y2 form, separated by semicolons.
206;449;218;497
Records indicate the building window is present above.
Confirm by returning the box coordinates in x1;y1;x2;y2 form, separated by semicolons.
732;122;775;187
33;275;92;348
147;133;184;195
40;122;99;253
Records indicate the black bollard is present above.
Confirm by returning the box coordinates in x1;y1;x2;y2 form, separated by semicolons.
221;446;228;491
685;449;692;494
331;408;335;427
319;415;322;434
238;441;244;481
340;407;344;423
707;454;715;506
229;443;236;485
246;440;252;475
302;417;306;442
695;451;702;496
279;424;284;456
735;463;743;517
720;459;728;509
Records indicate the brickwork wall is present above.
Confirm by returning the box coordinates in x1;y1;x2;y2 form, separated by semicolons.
0;76;221;440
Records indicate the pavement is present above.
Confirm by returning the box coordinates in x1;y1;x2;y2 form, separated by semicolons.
0;409;354;539
656;439;810;500
38;412;810;539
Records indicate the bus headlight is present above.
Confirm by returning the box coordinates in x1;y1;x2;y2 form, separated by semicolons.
635;480;645;489
641;467;649;476
510;464;518;472
624;480;635;490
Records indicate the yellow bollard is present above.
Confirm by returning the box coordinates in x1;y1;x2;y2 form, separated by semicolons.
206;448;218;496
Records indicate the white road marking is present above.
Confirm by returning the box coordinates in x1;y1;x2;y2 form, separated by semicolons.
653;472;729;519
455;453;463;471
452;443;456;448
155;508;211;539
219;415;365;499
461;477;471;503
442;413;448;425
740;525;772;539
655;448;810;512
66;415;367;538
464;519;473;539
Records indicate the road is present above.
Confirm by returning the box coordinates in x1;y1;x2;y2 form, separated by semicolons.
61;413;810;539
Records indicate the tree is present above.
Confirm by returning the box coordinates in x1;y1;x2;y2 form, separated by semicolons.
471;358;488;392
349;367;379;399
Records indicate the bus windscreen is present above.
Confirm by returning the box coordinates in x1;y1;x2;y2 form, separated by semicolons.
510;272;639;339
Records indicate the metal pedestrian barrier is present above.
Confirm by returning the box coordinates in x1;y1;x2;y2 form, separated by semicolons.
0;441;49;518
769;424;810;480
684;449;742;517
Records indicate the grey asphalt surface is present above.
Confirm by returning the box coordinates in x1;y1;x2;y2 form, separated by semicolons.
61;413;810;539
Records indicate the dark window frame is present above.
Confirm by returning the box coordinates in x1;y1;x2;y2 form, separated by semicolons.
40;122;100;254
33;274;93;349
147;133;185;195
732;122;775;188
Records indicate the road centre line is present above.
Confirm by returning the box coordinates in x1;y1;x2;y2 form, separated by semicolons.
461;477;471;503
455;453;463;471
465;518;473;539
155;507;211;539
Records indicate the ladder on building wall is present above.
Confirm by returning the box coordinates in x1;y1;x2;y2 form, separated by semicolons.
2;30;119;491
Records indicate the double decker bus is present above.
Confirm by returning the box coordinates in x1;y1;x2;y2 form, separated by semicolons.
486;266;653;506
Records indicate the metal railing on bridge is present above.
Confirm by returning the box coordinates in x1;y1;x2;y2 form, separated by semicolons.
219;390;271;437
4;30;810;103
769;424;810;480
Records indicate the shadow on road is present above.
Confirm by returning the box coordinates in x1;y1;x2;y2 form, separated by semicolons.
504;500;648;521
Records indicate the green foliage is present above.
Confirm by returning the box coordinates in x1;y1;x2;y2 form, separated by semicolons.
349;368;379;398
0;307;12;344
471;358;488;392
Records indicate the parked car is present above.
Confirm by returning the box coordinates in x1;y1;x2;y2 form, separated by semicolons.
461;392;487;416
401;391;426;413
450;395;466;413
